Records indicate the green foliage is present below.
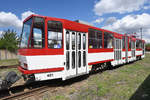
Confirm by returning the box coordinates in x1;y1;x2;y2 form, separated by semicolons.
0;29;19;52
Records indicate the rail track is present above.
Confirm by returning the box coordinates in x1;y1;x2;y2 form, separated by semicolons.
0;74;89;100
0;79;62;100
0;65;18;69
1;85;56;100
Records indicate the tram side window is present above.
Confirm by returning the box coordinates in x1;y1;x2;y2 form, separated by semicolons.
104;32;113;48
136;40;142;49
142;42;145;49
88;29;95;48
29;17;45;48
88;29;102;49
129;39;131;49
137;40;143;49
136;40;139;49
48;21;62;48
140;40;142;49
122;36;125;49
97;31;103;48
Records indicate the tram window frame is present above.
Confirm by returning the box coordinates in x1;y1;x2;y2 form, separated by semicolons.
88;29;103;49
28;17;45;49
47;21;63;49
104;32;113;48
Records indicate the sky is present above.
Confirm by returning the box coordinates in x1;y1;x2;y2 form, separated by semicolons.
0;0;150;42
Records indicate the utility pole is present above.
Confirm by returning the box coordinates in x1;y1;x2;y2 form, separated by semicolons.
140;28;142;40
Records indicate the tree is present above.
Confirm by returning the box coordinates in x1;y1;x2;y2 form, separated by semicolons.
0;29;19;52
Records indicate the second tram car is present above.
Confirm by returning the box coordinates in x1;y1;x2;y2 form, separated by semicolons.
18;15;145;81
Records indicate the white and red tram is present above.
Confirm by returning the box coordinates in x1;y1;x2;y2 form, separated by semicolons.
18;15;145;81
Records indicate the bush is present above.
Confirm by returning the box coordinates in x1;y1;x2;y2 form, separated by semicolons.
0;29;19;52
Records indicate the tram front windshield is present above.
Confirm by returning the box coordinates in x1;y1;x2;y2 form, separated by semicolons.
20;17;45;48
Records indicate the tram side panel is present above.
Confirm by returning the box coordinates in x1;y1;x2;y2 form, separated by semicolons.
18;54;65;81
136;50;143;59
88;52;114;66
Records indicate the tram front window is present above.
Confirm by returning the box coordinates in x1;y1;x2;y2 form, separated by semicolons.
20;17;45;48
30;17;45;48
20;18;32;48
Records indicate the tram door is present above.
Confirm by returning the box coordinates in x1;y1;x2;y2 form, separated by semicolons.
77;32;87;74
65;30;87;79
131;40;135;58
114;38;122;64
125;36;128;62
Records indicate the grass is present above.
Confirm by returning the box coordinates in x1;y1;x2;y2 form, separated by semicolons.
0;59;19;78
49;95;68;100
0;68;20;79
86;54;150;100
0;59;19;66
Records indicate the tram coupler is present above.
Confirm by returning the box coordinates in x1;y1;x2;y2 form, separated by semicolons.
22;74;35;84
0;71;21;90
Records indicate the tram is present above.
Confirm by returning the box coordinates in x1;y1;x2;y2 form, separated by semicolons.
17;14;145;81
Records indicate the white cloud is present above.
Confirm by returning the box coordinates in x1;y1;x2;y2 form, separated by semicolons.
102;13;150;43
93;18;104;24
0;11;35;29
0;12;22;29
94;0;147;16
21;11;35;21
105;17;117;25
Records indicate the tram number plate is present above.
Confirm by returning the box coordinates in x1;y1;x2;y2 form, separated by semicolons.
47;73;53;77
